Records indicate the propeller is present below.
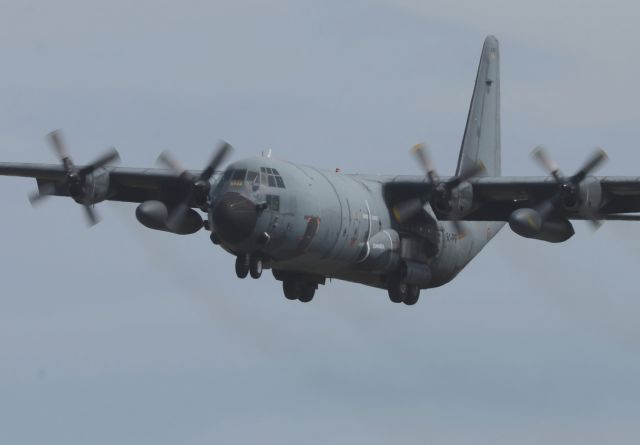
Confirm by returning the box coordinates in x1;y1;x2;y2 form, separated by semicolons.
531;145;607;228
29;130;120;226
157;141;232;231
395;143;483;233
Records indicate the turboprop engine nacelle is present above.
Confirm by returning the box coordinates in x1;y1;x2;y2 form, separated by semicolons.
433;180;474;218
508;208;574;243
136;200;203;235
69;168;112;205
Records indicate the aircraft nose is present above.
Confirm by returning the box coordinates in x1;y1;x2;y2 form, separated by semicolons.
211;192;258;243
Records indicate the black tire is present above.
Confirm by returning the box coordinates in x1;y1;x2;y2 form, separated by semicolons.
403;285;420;306
235;255;249;279
249;257;263;279
283;280;298;300
388;281;407;303
298;284;315;303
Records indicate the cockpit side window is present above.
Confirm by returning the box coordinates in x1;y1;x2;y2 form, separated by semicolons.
259;167;286;188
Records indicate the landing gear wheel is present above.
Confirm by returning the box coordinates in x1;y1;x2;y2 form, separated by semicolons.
403;285;420;306
249;257;263;279
283;281;298;300
298;284;315;303
388;281;407;303
235;255;249;279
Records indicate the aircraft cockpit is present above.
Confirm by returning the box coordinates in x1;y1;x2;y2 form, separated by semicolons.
217;167;286;190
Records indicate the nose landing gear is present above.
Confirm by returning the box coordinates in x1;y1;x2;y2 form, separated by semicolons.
249;256;263;279
235;254;249;279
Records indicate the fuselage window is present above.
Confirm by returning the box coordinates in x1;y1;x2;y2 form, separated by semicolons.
267;175;277;187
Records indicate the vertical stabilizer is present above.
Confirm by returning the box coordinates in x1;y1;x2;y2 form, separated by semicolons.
456;36;501;177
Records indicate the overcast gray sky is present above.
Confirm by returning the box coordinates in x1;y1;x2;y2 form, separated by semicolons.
1;1;640;444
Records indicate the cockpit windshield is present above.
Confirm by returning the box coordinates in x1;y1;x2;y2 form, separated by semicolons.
220;168;286;189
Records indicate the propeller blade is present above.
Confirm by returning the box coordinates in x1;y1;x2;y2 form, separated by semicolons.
532;145;563;182
158;151;186;175
82;204;99;226
411;143;439;183
28;183;57;206
572;147;608;183
392;198;424;223
452;218;467;237
165;202;189;232
199;141;232;182
459;162;485;181
586;218;604;231
47;130;71;162
79;148;121;175
449;163;484;187
582;207;604;231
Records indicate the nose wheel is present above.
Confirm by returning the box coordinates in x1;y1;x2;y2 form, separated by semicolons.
235;254;250;279
249;256;263;279
235;254;264;279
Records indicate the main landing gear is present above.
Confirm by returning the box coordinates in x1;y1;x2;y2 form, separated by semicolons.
388;279;420;306
272;270;324;303
282;280;316;303
235;254;263;279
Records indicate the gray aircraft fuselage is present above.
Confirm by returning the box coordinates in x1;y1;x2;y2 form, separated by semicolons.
209;156;503;290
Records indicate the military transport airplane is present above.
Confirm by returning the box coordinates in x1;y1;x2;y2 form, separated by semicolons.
2;35;639;305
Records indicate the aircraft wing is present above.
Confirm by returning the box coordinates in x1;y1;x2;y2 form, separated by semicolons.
384;176;640;221
0;162;207;206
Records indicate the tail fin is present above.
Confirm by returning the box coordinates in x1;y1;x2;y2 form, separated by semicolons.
456;35;501;177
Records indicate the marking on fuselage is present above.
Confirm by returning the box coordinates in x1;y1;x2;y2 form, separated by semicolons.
308;166;345;258
356;200;373;263
296;215;321;253
444;231;466;243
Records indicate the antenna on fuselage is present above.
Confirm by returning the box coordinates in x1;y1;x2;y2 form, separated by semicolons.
262;149;272;158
